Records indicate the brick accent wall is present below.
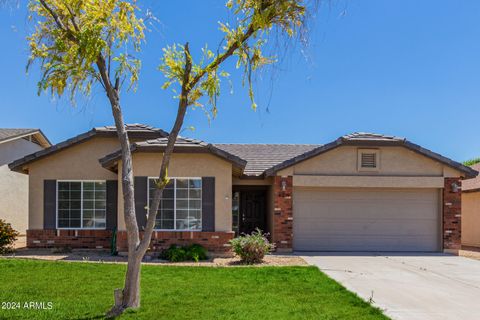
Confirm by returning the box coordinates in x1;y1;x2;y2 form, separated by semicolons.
116;231;234;254
27;229;113;249
443;177;462;250
272;176;293;252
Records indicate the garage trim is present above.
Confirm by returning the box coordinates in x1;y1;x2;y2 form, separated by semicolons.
293;175;445;188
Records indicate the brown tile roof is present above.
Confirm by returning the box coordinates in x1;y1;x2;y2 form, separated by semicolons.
100;137;248;172
214;144;319;176
462;163;480;192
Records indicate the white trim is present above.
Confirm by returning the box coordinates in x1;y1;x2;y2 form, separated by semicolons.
56;180;107;230
0;131;40;146
147;177;203;231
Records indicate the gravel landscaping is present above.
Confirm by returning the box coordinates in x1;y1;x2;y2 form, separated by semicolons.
2;248;307;266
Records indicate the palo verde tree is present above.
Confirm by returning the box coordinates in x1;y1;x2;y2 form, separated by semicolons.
27;0;312;316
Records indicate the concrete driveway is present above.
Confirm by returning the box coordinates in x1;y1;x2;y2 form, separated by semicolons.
301;253;480;320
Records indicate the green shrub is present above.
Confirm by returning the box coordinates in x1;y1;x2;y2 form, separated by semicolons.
161;244;208;262
229;229;274;264
0;219;19;254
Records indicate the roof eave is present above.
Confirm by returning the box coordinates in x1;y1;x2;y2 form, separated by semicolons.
264;137;478;179
99;143;248;173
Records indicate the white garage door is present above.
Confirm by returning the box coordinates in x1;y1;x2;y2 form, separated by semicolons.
293;188;440;252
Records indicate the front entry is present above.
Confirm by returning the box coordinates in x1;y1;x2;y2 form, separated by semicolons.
232;188;267;235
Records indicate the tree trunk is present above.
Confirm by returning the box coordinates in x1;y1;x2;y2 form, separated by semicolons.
96;57;144;317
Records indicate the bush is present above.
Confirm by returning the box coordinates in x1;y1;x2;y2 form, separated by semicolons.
0;219;19;254
160;244;208;262
229;229;274;264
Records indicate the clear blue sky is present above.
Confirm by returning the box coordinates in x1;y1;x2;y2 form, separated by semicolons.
1;1;480;162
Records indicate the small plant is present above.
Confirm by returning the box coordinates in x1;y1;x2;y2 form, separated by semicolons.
0;219;19;254
229;229;274;264
160;244;208;262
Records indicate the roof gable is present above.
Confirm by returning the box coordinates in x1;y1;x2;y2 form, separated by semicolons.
9;124;166;173
264;132;478;178
100;136;247;173
0;128;51;148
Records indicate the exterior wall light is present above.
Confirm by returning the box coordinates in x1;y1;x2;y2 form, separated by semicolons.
281;180;287;192
451;182;460;193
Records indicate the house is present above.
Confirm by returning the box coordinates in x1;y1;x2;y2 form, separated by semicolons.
0;128;51;245
9;124;476;254
461;163;480;250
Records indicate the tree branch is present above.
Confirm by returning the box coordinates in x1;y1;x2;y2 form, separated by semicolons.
39;0;77;43
64;2;80;32
137;42;192;254
190;24;255;88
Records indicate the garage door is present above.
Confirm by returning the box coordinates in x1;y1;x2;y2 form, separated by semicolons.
293;188;440;252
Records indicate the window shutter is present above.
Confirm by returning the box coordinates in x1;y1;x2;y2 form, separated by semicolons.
106;180;118;230
134;176;148;230
202;177;215;232
43;180;56;229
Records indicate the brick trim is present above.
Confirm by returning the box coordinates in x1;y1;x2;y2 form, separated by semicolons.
27;229;112;249
272;176;293;252
443;177;462;250
116;231;234;254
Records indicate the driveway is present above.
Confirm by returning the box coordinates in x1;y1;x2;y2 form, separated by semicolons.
301;253;480;320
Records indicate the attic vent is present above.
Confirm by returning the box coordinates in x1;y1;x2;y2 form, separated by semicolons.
361;153;377;168
357;149;380;171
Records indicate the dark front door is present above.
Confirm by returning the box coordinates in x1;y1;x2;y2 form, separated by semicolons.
239;191;266;235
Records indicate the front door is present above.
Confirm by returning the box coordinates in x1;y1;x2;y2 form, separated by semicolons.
239;191;266;235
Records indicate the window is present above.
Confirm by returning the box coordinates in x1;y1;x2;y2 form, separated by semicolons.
57;181;106;229
148;178;202;230
357;149;380;171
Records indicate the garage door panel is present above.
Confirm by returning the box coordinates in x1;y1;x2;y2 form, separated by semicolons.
295;219;438;236
293;188;440;252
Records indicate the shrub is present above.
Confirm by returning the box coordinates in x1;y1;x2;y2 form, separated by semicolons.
229;229;274;264
0;219;19;254
160;244;208;262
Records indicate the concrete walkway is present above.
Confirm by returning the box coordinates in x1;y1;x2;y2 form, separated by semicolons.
301;253;480;320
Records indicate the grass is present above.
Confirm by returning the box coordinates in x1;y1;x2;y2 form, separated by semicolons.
0;259;387;320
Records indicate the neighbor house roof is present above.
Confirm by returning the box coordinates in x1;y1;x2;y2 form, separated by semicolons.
0;128;51;148
100;137;248;174
264;132;478;178
462;163;480;192
9;124;167;173
214;144;319;177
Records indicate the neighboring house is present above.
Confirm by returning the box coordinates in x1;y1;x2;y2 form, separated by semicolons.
9;124;477;254
0;128;51;245
461;163;480;250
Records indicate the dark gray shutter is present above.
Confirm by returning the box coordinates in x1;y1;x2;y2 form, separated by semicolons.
43;180;56;229
202;177;215;231
106;180;118;230
134;176;148;230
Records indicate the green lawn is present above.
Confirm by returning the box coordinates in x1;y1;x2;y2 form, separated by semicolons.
0;259;387;320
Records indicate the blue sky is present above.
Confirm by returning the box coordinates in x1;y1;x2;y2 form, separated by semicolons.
1;0;480;162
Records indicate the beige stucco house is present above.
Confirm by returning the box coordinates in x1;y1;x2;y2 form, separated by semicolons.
0;129;50;246
461;163;480;250
9;124;476;253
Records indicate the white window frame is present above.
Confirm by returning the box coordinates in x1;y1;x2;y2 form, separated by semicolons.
147;177;202;231
357;149;380;172
56;180;107;230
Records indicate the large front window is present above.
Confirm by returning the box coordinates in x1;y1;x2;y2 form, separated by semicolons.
57;181;106;229
148;178;202;230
